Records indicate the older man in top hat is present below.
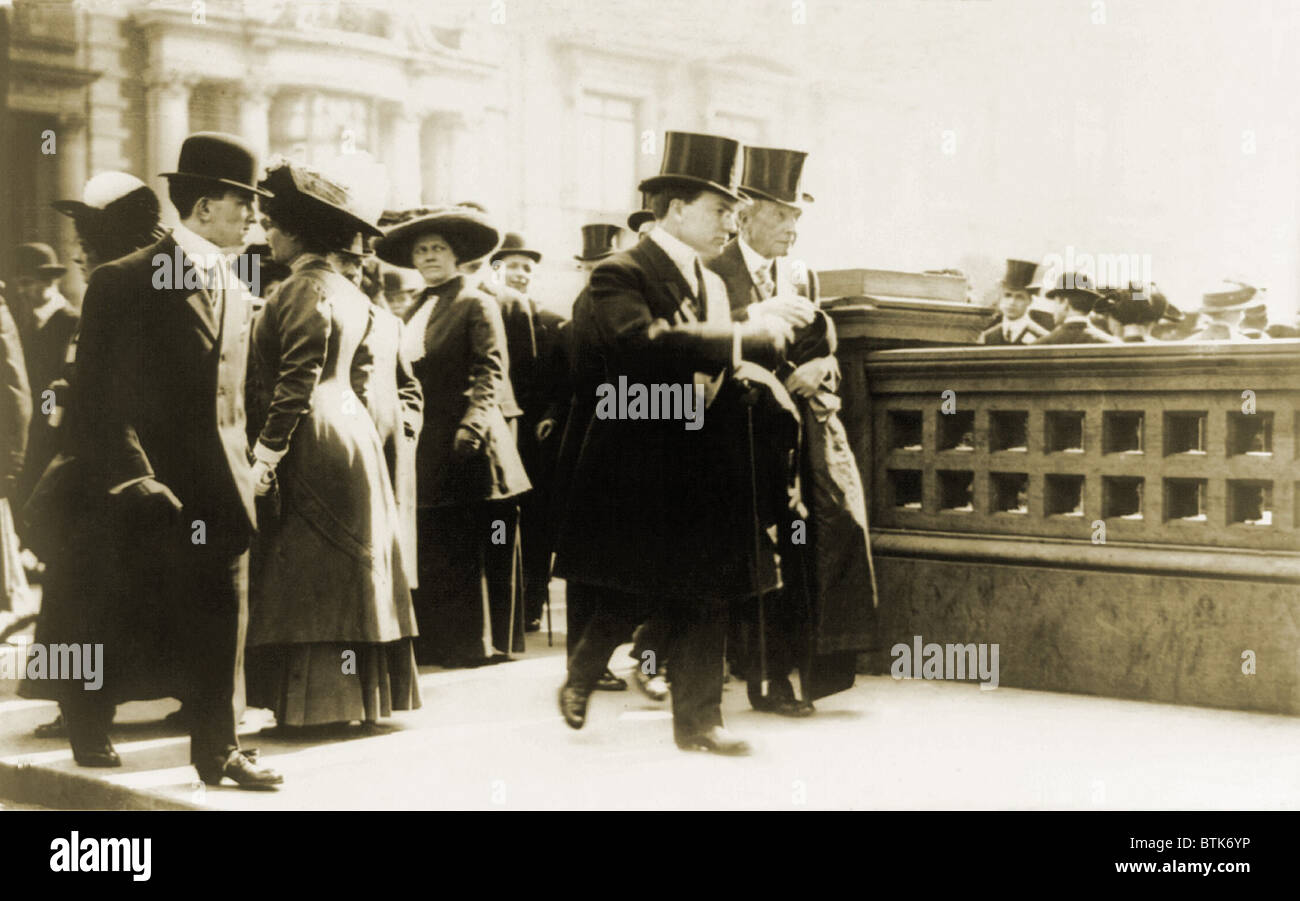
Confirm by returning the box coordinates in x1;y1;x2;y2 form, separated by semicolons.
1186;280;1261;341
978;260;1052;345
1037;272;1121;345
708;145;878;718
50;132;282;787
554;130;798;755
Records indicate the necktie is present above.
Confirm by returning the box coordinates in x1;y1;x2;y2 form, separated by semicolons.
754;262;775;300
692;259;708;321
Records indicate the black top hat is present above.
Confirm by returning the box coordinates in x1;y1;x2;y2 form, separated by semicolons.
575;224;623;262
1002;259;1041;293
374;207;500;268
161;132;272;198
14;243;66;279
257;160;383;239
627;210;655;233
1044;271;1102;303
639;131;742;202
739;146;814;207
490;232;542;265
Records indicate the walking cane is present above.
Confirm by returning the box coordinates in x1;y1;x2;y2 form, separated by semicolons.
743;387;769;700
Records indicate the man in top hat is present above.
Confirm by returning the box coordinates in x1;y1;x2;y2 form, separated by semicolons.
1037;272;1121;345
574;224;625;273
978;260;1052;345
554;130;798;755
708;145;878;718
56;132;282;787
1186;280;1261;341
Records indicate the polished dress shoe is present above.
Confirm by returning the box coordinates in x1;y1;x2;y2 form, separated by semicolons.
558;683;592;730
675;726;752;756
594;668;627;691
73;744;122;768
633;667;669;702
197;749;283;790
751;692;815;718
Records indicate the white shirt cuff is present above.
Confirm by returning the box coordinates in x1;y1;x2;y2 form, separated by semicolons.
732;327;742;368
252;441;288;467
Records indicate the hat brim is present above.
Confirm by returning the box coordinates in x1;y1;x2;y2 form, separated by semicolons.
1045;287;1102;301
738;186;813;208
374;212;500;268
51;200;93;219
490;248;542;265
161;172;274;199
638;174;742;202
1192;299;1257;313
574;251;615;262
627;211;655;232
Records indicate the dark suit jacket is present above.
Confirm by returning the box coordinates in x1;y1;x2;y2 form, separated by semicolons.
552;236;789;602
18;303;78;403
403;276;530;508
1037;319;1122;345
978;318;1050;345
0;299;31;490
72;234;256;545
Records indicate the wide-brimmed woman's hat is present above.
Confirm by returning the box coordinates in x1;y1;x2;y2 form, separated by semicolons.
374;206;500;268
161;132;272;198
638;131;742;201
53;171;163;247
14;243;67;279
257;159;383;239
1194;279;1258;313
490;232;541;265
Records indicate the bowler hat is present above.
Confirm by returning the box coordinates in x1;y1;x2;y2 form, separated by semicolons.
627;209;655;233
14;243;66;279
574;224;623;262
1105;283;1181;326
1195;279;1258;313
374;206;500;268
161;132;271;198
739;146;814;208
639;131;742;202
490;232;542;265
257;159;383;239
1044;271;1102;303
1002;259;1041;293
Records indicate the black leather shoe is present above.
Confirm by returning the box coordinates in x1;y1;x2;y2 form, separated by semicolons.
525;618;542;633
73;745;122;768
34;715;67;739
675;726;752;756
197;750;283;790
594;668;627;691
558;683;592;730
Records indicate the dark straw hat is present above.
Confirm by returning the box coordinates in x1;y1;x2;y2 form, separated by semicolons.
1194;279;1258;313
374;206;500;268
161;131;271;198
257;159;383;238
575;224;623;262
490;232;542;265
639;131;742;201
739;146;814;208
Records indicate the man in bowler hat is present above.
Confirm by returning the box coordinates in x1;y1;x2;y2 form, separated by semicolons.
64;132;282;786
1037;272;1121;345
553;131;796;755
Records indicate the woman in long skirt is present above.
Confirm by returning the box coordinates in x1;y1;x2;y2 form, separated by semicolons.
245;159;419;728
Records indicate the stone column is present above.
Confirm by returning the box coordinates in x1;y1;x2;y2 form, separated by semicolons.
387;103;424;209
144;70;194;221
237;79;273;163
55;112;88;300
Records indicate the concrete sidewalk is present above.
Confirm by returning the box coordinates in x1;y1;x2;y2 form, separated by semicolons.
4;632;1300;809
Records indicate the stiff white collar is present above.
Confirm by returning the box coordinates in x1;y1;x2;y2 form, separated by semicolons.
648;225;700;295
171;222;225;272
737;236;774;282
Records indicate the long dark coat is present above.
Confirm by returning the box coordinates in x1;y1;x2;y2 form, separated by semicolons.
21;233;256;704
404;276;530;508
353;303;423;586
0;299;31;614
247;255;415;647
709;239;878;692
552;236;794;603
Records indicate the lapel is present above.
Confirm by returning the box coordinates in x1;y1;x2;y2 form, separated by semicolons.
632;236;698;323
155;235;219;343
712;240;758;315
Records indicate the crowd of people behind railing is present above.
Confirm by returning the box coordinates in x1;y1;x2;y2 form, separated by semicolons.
0;126;1292;790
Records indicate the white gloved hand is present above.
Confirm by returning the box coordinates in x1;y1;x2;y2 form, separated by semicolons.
251;459;276;497
750;294;815;329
